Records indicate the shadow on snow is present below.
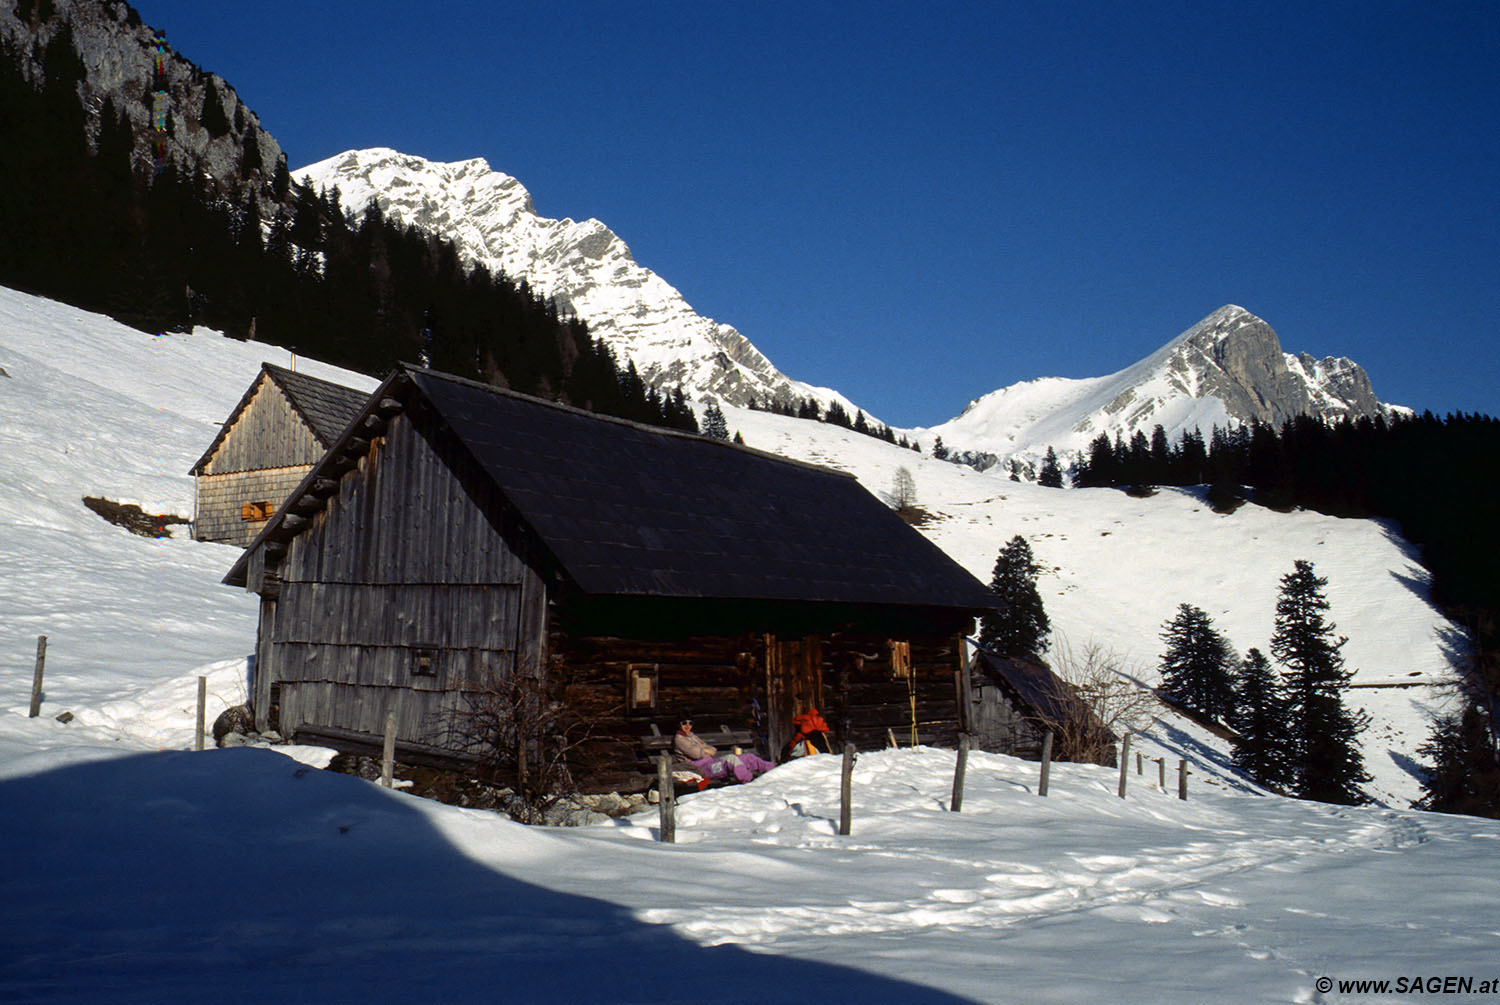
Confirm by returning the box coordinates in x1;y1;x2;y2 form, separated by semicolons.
0;749;973;1004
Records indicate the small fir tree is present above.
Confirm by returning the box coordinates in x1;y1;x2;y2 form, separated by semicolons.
1158;603;1236;725
1416;702;1500;817
701;402;729;440
979;535;1050;659
1230;648;1294;789
1272;559;1370;804
1038;446;1064;487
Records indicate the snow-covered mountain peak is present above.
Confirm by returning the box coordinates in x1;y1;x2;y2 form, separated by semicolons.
918;305;1402;471
297;147;852;414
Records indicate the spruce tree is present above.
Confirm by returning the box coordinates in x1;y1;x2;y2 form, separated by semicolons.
1230;648;1293;789
702;402;729;440
979;535;1050;659
1272;560;1370;804
1158;603;1236;725
1416;702;1500;817
1038;446;1064;487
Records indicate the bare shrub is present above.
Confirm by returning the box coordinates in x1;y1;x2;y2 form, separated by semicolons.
1037;638;1156;765
446;664;617;823
890;466;918;511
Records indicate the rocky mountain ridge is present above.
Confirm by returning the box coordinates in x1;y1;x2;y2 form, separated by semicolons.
915;305;1405;472
297;147;853;413
1;0;285;203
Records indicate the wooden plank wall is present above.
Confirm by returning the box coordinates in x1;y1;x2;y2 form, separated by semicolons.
970;680;1048;759
194;379;329;545
821;634;963;752
194;466;311;545
268;410;546;749
203;378;326;475
552;624;963;790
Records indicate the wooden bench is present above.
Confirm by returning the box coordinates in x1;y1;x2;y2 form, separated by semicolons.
640;723;760;793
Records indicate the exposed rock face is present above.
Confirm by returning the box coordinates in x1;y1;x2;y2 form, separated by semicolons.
0;0;284;202
917;305;1405;473
298;148;855;413
1148;306;1387;428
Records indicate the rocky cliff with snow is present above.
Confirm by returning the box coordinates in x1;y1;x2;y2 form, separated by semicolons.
1;0;284;202
297;148;851;413
917;305;1404;470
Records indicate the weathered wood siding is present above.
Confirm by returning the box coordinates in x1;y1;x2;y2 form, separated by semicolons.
551;620;964;791
265;408;548;750
821;634;964;752
970;680;1048;759
203;378;325;474
195;378;327;545
195;466;311;546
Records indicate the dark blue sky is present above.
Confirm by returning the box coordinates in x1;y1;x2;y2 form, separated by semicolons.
136;1;1499;426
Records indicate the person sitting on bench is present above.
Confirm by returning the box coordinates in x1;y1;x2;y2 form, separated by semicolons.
673;718;775;784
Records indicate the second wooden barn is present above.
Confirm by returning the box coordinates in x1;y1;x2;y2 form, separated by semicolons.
226;365;997;787
191;363;370;546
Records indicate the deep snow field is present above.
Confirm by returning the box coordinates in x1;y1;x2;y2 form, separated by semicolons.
2;286;1494;1003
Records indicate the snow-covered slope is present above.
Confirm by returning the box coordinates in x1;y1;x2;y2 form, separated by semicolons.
7;743;1499;1002
0;284;1458;806
297;147;853;414
0;285;1487;1000
721;402;1460;808
915;305;1405;472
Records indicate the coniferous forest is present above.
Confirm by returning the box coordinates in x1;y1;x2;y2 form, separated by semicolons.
0;27;698;433
1071;414;1500;697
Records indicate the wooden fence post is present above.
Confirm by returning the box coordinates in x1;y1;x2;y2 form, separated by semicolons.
380;708;397;788
1117;734;1131;798
1136;751;1143;775
28;635;47;718
839;743;855;835
1178;759;1189;801
1156;757;1166;790
657;753;676;843
195;676;207;751
950;733;969;812
1039;729;1053;797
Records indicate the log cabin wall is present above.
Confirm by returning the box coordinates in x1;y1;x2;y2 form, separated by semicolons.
548;598;970;790
195;378;327;545
820;633;965;752
265;406;549;750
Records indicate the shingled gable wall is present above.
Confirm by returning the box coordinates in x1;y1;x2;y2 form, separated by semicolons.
192;365;369;546
193;375;327;545
230;367;993;786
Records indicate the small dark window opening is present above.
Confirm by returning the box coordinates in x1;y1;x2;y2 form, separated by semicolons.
412;647;439;678
626;664;658;713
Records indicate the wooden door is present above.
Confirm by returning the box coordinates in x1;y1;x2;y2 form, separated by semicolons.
765;634;823;758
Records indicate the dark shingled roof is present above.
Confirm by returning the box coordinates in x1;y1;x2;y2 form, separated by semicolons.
265;364;369;446
413;369;994;607
190;363;369;474
972;649;1095;728
229;365;996;612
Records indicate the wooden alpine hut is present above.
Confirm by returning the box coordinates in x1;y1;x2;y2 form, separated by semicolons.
190;363;370;546
968;649;1117;767
225;365;997;787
